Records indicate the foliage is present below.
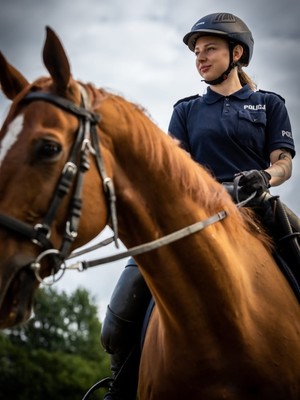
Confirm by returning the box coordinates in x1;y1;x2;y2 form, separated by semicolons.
0;287;110;400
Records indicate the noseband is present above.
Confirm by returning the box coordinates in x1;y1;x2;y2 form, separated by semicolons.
0;87;118;283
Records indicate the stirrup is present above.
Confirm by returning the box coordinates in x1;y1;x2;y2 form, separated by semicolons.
81;376;114;400
103;383;123;400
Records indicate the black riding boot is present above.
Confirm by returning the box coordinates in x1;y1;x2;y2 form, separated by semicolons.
101;258;151;400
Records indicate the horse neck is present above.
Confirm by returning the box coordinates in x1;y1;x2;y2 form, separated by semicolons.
97;95;261;330
114;153;256;335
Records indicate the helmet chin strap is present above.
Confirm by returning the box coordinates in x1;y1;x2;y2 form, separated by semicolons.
202;41;237;86
202;61;237;85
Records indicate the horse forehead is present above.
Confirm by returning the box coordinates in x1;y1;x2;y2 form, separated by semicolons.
0;114;24;168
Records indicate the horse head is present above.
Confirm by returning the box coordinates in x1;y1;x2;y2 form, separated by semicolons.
0;27;111;328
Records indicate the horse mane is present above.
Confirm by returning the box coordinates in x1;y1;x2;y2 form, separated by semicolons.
87;87;273;252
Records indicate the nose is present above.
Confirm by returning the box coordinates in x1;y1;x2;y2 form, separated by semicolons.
195;50;206;63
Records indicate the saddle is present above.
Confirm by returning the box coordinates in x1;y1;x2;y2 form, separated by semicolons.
223;182;300;301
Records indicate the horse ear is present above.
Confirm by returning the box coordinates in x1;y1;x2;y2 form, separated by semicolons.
0;51;29;100
43;26;71;93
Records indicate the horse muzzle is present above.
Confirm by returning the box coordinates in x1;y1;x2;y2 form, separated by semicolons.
0;254;38;329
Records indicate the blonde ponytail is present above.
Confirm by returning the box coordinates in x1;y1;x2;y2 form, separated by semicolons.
238;67;256;91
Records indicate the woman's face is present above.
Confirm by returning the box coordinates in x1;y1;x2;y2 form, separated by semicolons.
194;36;229;81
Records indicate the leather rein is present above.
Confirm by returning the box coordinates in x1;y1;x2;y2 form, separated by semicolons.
0;87;227;284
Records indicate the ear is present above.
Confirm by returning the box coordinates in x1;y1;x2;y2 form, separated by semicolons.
233;44;244;63
0;51;29;100
42;26;71;93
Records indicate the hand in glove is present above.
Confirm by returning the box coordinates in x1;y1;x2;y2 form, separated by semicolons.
235;169;271;195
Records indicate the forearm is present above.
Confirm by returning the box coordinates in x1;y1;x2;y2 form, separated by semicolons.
266;150;292;187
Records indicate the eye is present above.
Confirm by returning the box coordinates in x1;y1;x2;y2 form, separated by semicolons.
34;139;62;161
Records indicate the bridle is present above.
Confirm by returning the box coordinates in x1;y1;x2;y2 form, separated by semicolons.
0;86;228;284
0;86;119;282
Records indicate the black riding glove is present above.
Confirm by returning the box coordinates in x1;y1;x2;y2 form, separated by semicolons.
235;169;271;195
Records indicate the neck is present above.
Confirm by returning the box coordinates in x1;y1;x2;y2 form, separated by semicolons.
209;69;242;96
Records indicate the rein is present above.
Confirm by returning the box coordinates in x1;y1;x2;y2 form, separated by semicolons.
66;210;227;270
0;86;228;284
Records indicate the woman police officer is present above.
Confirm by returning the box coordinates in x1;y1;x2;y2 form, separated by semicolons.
169;12;294;194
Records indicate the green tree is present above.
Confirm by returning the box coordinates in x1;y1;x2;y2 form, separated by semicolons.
0;287;110;400
6;287;102;359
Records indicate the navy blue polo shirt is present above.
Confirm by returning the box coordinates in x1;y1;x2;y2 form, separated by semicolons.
168;85;295;182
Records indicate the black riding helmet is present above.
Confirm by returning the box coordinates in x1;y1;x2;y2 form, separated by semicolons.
183;13;254;84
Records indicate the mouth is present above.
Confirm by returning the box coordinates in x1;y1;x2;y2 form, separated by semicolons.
0;255;38;329
200;65;211;74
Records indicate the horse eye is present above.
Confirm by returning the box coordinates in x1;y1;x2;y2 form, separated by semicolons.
36;140;62;159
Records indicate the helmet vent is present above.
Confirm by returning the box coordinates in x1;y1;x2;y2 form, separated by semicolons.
213;13;236;23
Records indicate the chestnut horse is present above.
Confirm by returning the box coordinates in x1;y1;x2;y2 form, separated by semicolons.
0;28;299;399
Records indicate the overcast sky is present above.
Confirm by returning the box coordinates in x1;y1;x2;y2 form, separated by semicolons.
0;0;299;319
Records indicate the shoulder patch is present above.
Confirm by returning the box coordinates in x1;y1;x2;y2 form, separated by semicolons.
258;89;285;103
173;94;200;107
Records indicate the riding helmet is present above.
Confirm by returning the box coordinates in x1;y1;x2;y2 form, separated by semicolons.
183;13;254;66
